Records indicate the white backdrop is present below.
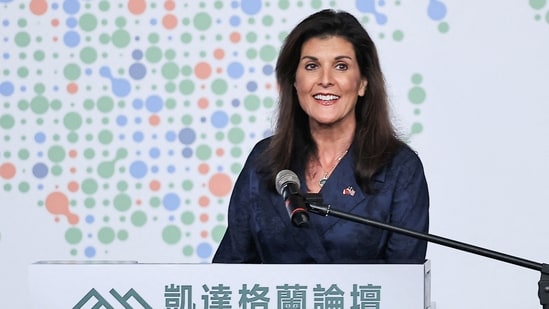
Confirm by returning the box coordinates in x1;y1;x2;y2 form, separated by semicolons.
1;1;549;308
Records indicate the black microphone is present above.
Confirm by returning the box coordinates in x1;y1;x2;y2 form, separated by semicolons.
275;170;309;227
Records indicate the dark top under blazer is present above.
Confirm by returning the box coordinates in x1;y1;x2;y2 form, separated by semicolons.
213;137;429;264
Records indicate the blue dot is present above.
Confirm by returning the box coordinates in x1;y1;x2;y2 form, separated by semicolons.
241;0;261;15
85;68;92;75
145;95;163;113
132;131;144;142
2;53;9;59
165;130;176;142
116;115;127;126
167;165;175;173
85;215;94;223
231;1;239;9
34;132;46;143
149;147;160;158
262;64;273;75
178;128;196;145
132;98;144;109
227;62;244;79
129;63;146;80
51;3;59;10
162;193;180;211
66;17;78;28
211;111;229;129
150;18;157;25
132;49;143;60
84;246;96;258
129;160;148;178
63;0;81;14
0;81;15;96
231;99;240;107
246;81;257;92
134;117;142;124
63;31;80;47
151;165;159;173
2;20;9;27
197;242;213;259
182;147;193;158
32;163;48;178
229;15;241;26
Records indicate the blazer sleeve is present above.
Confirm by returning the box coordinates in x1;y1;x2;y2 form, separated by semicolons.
384;149;430;262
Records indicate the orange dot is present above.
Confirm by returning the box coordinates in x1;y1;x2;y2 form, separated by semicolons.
149;180;161;191
128;0;146;14
208;173;233;197
51;19;59;27
68;181;79;192
53;36;58;42
70;167;76;173
0;163;16;179
265;82;272;90
197;97;209;109
162;14;178;29
69;150;77;158
164;0;175;10
149;114;160;126
30;0;48;15
216;148;224;156
194;62;212;79
199;213;209;222
198;163;209;174
136;199;142;206
213;48;225;60
67;82;78;94
216;67;223;74
200;230;209;238
230;32;241;43
198;196;210;207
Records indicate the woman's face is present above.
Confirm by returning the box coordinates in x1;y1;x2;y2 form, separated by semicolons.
294;35;367;129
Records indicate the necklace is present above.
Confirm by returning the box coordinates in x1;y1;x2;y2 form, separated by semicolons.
318;149;348;188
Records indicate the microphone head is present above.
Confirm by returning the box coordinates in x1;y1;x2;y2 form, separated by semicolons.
275;169;300;195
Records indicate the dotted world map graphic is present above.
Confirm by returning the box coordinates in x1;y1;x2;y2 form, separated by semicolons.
11;0;547;261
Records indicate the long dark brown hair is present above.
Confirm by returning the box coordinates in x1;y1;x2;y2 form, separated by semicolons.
260;9;403;193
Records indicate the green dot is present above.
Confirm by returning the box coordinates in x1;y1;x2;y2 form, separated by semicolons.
51;165;63;176
529;0;547;9
181;211;195;225
30;96;49;114
17;67;29;78
181;32;192;43
211;79;228;95
18;149;30;160
64;63;81;81
196;144;212;160
228;127;245;144
98;129;113;144
65;227;83;244
162;62;179;79
15;32;31;47
48;145;66;163
182;180;193;191
112;29;130;48
99;1;110;11
80;47;98;64
246;32;257;43
63;112;82;130
438;22;450;34
411;73;423;84
193;12;212;31
230;114;242;125
115;16;127;28
408;86;426;104
231;162;242;174
150;196;161;207
99;33;110;44
82;178;99;194
262;15;274;26
244;95;260;111
411;122;424;134
18;182;30;193
263;97;275;108
117;229;129;241
148;33;160;44
98;226;116;244
246;48;257;59
114;193;132;212
0;114;15;129
392;30;404;42
179;80;195;95
79;13;98;31
145;46;163;63
259;45;277;62
97;96;114;112
231;147;242;158
131;210;147;227
33;50;45;61
182;245;194;256
211;225;227;243
162;225;182;244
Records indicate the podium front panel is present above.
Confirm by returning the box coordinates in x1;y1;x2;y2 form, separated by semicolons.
29;261;431;308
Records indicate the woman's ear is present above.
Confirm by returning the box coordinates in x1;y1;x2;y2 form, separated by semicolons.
358;79;368;97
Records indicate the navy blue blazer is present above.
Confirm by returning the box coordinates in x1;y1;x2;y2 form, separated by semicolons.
212;138;429;264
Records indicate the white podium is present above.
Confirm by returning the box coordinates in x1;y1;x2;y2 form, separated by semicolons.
29;261;432;309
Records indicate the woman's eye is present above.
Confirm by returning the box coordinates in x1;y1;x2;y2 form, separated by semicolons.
335;63;348;70
304;63;317;70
